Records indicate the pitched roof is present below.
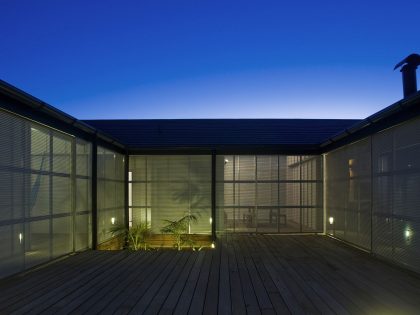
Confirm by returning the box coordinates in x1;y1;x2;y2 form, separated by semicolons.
83;119;361;150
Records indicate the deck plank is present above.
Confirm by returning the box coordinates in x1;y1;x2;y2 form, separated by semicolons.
11;251;129;314
231;236;261;315
173;251;205;315
0;251;105;310
226;234;247;315
99;251;167;315
218;235;232;315
49;253;142;314
82;252;159;314
188;250;213;315
144;251;191;315
114;250;178;315
158;251;200;314
239;236;275;314
1;235;420;315
129;251;185;314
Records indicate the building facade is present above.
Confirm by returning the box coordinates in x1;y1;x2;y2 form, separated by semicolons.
1;79;420;278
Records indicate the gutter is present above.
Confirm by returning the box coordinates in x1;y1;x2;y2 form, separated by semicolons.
320;91;420;150
0;79;125;149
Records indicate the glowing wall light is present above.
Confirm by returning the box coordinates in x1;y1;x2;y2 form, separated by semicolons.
19;233;23;244
405;229;412;239
211;242;215;249
209;217;213;225
111;217;116;225
329;217;334;225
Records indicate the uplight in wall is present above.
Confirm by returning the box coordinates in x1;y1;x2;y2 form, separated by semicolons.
209;217;213;225
18;233;23;244
405;229;412;239
329;217;334;225
111;217;116;225
211;242;215;249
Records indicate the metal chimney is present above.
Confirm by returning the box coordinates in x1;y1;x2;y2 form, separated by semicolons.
394;53;420;98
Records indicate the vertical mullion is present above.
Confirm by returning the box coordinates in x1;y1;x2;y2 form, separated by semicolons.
322;154;326;234
255;155;258;233
124;153;129;232
91;140;98;250
71;138;76;252
23;123;30;269
369;136;373;252
233;155;236;233
300;156;303;233
188;156;191;234
278;155;280;233
49;131;53;259
391;131;395;258
145;157;148;226
211;151;216;242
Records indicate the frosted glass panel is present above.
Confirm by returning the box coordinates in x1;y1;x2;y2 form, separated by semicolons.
0;224;24;278
216;155;323;233
325;138;372;250
0;109;93;279
129;155;212;234
97;147;125;244
52;216;73;258
25;220;50;268
75;214;91;251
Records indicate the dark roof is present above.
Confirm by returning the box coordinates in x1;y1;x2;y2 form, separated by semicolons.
83;119;361;151
5;78;420;154
321;90;420;151
0;80;125;150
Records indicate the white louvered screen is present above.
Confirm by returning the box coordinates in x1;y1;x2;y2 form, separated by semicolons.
326;116;420;273
75;139;92;251
372;117;420;273
216;155;323;234
325;138;372;250
97;147;125;243
0;108;94;278
129;155;212;235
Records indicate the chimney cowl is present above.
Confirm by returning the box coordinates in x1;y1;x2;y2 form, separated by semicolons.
394;53;420;98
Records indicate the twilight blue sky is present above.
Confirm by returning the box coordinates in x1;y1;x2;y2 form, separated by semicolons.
1;0;419;119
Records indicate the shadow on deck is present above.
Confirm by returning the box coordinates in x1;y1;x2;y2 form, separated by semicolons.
1;235;420;314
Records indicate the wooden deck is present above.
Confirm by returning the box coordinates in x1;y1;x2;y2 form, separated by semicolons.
1;235;420;314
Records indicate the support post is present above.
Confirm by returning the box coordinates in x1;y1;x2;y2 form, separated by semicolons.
211;150;216;242
91;140;98;249
71;138;77;252
124;153;129;231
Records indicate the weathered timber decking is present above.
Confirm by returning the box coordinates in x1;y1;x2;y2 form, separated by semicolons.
1;235;420;314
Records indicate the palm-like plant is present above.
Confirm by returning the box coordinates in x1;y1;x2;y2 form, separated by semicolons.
160;214;197;250
110;222;152;250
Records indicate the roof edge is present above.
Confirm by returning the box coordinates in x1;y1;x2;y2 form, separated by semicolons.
0;79;126;150
320;91;420;151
